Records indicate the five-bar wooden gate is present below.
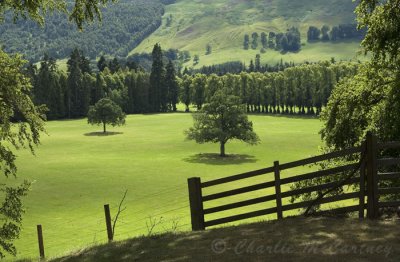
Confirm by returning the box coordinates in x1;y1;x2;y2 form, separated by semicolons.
187;132;400;231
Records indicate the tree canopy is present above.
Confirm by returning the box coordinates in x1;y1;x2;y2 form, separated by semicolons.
87;98;126;133
321;0;400;149
0;0;116;30
185;91;259;157
0;50;46;176
356;0;400;65
0;49;47;258
291;0;400;208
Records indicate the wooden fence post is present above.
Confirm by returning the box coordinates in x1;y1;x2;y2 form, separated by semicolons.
37;224;45;259
104;204;113;241
359;152;366;219
187;177;205;231
366;132;379;219
274;161;283;220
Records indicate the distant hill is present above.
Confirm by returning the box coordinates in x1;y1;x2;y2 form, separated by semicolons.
0;0;164;61
132;0;365;68
0;0;366;67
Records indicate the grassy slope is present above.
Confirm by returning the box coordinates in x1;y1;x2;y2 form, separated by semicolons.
52;217;400;261
11;113;322;260
132;0;364;68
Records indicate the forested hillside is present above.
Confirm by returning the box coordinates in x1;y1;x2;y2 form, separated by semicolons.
0;0;164;61
0;0;363;66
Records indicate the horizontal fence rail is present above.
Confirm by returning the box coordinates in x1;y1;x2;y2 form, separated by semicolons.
187;132;400;231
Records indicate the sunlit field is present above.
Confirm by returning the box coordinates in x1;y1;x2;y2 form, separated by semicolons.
11;113;322;260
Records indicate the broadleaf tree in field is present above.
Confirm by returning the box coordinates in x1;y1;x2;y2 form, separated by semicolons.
185;90;259;157
0;0;113;257
88;98;126;133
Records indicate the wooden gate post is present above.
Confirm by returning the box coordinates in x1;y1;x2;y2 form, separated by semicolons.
274;161;283;219
104;204;113;241
37;224;45;259
359;157;366;219
187;177;205;231
366;132;379;219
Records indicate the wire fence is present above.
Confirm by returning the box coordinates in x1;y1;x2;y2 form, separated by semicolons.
16;183;191;260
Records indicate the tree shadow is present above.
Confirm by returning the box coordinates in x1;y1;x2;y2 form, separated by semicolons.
247;112;318;119
84;131;123;137
183;153;257;165
49;217;400;262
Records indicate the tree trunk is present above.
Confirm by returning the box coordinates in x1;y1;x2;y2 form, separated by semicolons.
103;122;106;133
220;142;226;157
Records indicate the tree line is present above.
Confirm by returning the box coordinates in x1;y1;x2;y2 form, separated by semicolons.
28;46;359;120
190;59;297;76
307;24;366;42
244;27;301;53
180;61;358;115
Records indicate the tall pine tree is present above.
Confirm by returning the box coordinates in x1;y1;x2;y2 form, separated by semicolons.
97;56;107;72
67;49;85;117
149;43;165;112
165;60;179;111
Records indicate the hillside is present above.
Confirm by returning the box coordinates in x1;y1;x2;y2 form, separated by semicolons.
0;0;365;66
132;0;365;68
0;0;164;61
49;217;399;261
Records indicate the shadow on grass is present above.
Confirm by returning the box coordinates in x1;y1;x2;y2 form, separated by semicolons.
84;131;123;137
183;153;257;165
247;112;318;120
49;217;400;262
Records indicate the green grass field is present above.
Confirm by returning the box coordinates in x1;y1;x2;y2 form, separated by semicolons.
132;0;363;68
10;113;323;260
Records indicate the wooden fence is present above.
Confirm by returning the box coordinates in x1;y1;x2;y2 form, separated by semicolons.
187;132;400;231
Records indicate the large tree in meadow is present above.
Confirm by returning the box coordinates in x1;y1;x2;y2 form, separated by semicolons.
87;98;126;133
185;91;259;157
0;0;114;257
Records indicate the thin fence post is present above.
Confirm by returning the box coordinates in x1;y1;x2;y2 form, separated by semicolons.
187;177;205;231
359;148;366;218
366;132;379;219
104;204;113;241
37;224;45;259
274;161;283;220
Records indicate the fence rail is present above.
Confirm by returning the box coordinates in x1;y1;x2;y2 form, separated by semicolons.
187;132;400;231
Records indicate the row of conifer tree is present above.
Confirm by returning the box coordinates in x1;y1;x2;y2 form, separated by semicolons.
27;46;359;120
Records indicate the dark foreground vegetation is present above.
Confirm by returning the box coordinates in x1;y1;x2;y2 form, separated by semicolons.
49;217;399;262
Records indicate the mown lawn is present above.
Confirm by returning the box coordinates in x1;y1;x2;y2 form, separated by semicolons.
9;113;322;260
